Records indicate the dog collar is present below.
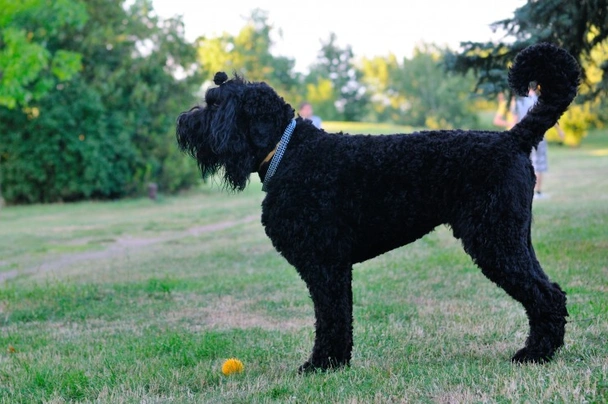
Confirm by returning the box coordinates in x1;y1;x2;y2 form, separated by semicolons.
261;119;296;192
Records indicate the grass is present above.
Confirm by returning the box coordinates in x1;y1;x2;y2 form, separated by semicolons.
0;130;607;403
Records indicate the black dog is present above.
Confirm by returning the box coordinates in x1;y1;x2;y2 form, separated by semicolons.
177;43;580;373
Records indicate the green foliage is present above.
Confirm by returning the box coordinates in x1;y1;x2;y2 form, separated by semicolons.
197;9;299;100
0;78;135;203
0;0;202;204
7;3;603;203
449;0;608;96
496;0;608;99
397;45;479;129
194;10;483;130
308;33;371;121
446;0;608;133
359;54;403;123
0;0;87;109
360;45;479;128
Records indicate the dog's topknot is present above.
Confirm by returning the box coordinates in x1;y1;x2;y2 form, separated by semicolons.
214;72;228;85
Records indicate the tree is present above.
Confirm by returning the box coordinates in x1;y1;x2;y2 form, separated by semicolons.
359;45;479;129
308;33;370;121
359;54;404;123
0;0;88;203
396;45;479;129
0;78;136;203
446;0;608;144
0;0;88;109
447;0;608;103
196;9;299;100
0;0;202;204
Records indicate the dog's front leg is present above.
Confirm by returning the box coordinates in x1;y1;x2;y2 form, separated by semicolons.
297;264;354;373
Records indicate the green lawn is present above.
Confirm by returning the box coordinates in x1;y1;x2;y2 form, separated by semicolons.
0;130;606;403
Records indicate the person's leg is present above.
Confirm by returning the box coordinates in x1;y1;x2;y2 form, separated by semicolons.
531;140;548;196
534;171;543;194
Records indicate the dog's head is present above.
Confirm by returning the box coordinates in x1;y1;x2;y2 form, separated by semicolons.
176;72;295;191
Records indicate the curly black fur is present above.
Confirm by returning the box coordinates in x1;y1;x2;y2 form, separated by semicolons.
508;42;580;153
176;43;580;372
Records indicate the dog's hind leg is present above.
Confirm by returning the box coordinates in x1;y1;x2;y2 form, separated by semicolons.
297;264;354;373
510;235;568;363
461;230;568;363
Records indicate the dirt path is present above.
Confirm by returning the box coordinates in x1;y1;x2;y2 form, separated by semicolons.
0;214;259;283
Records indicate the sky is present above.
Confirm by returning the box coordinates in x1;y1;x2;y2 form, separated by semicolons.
152;0;526;72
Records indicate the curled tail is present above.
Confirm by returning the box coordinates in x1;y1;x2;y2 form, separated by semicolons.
508;43;580;152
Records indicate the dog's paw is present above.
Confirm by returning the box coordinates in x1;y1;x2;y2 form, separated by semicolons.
298;361;321;374
297;358;349;374
511;347;552;364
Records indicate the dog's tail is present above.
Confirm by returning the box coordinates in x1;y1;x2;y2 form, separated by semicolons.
508;43;580;152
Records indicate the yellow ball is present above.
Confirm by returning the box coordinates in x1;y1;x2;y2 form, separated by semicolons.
221;358;244;375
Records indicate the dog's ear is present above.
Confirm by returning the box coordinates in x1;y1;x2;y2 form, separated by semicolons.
209;92;241;154
240;83;294;146
206;75;255;191
203;72;248;155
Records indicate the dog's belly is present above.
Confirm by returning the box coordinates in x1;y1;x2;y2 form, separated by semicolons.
351;219;439;263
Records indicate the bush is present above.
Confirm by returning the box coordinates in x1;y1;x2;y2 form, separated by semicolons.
546;103;598;146
0;80;136;203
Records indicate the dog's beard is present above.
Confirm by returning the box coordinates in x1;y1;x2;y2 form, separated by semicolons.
177;109;253;192
219;156;253;191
